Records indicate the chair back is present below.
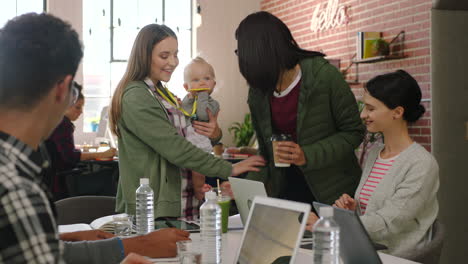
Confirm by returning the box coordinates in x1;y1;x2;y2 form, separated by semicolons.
408;219;445;264
55;196;116;225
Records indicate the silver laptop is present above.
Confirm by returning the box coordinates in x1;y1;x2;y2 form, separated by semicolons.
235;196;311;264
313;202;383;264
228;177;268;224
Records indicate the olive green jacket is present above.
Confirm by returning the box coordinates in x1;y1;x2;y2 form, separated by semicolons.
116;81;232;217
246;56;365;205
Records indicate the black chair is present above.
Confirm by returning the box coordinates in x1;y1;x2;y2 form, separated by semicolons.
64;165;116;197
43;140;118;200
55;196;116;225
406;219;445;264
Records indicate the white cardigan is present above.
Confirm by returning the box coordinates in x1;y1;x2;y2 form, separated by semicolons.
355;142;439;257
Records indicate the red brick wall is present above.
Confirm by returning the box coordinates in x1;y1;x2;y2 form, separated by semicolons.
261;0;432;151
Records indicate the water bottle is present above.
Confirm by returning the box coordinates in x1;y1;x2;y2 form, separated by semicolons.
136;178;154;235
312;207;340;264
200;191;222;264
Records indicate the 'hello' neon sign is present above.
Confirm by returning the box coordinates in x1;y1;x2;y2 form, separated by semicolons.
310;0;348;33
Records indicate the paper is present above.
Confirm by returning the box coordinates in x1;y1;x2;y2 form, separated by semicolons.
58;224;92;233
90;215;116;232
228;214;244;229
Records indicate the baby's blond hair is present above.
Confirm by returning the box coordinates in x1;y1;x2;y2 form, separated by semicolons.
184;56;216;83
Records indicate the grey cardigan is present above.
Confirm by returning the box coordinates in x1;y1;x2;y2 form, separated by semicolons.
356;142;439;257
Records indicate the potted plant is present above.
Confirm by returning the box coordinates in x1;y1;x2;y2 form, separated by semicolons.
374;38;390;56
228;113;254;147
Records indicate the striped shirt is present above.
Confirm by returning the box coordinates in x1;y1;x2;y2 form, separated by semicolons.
358;153;398;214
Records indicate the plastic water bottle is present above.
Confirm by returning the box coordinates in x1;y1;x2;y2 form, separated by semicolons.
136;178;154;235
200;191;222;264
312;207;340;264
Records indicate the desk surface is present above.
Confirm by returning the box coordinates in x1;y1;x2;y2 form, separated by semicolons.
60;215;418;264
176;231;418;264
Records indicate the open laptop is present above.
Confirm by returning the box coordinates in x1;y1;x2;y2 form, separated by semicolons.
234;196;311;264
229;177;268;224
313;202;383;264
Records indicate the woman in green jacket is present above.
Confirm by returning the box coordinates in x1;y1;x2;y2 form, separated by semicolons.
235;12;365;205
109;24;265;219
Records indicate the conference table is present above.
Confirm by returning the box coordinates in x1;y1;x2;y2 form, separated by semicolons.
151;215;418;264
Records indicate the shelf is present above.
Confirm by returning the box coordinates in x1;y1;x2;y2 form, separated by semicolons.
352;54;407;64
343;31;406;83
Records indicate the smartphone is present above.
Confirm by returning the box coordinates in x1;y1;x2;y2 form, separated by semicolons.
155;220;200;233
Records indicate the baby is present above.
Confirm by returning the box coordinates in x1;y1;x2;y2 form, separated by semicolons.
182;57;220;200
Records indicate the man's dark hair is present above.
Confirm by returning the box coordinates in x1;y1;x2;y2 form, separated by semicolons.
0;13;83;110
235;11;324;94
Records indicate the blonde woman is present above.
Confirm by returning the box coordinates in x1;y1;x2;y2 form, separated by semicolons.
109;24;264;220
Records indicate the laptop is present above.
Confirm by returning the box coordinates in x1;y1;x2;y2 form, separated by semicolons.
313;202;383;264
228;177;268;224
234;196;311;264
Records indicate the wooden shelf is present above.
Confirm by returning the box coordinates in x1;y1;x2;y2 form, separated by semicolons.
352;54;407;64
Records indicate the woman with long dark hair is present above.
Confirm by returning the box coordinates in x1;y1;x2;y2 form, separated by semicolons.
235;11;365;205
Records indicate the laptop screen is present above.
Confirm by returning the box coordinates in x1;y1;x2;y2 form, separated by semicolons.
237;203;305;264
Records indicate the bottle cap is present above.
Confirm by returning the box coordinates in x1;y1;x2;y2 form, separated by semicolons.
320;206;334;217
205;191;217;200
140;178;149;185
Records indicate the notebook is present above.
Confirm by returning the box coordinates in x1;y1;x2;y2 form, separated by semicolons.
234;196;311;264
58;214;128;233
313;202;383;264
228;177;268;225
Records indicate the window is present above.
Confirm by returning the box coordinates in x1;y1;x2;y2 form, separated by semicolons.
0;0;46;27
83;0;192;132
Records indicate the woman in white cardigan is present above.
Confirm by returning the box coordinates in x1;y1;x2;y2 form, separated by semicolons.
309;70;439;258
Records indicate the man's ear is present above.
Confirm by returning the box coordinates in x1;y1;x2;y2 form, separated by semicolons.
55;75;74;104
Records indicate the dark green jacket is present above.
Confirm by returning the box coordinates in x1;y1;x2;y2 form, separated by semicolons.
246;56;365;205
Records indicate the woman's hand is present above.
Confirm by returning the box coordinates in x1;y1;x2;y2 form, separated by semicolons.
232;155;266;176
306;212;319;231
192;109;221;140
275;141;306;166
220;181;234;199
101;147;117;158
333;193;357;211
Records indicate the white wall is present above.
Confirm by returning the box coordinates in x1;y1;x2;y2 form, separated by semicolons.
47;0;83;84
196;0;261;146
47;0;96;144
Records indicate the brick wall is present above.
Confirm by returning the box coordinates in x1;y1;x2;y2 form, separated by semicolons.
261;0;432;151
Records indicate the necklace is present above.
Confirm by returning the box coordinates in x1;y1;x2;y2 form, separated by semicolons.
156;86;197;118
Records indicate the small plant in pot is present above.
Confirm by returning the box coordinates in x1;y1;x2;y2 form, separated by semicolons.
374;38;390;56
228;113;254;147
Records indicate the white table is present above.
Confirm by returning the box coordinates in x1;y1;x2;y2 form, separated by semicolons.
59;214;418;264
181;231;418;264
